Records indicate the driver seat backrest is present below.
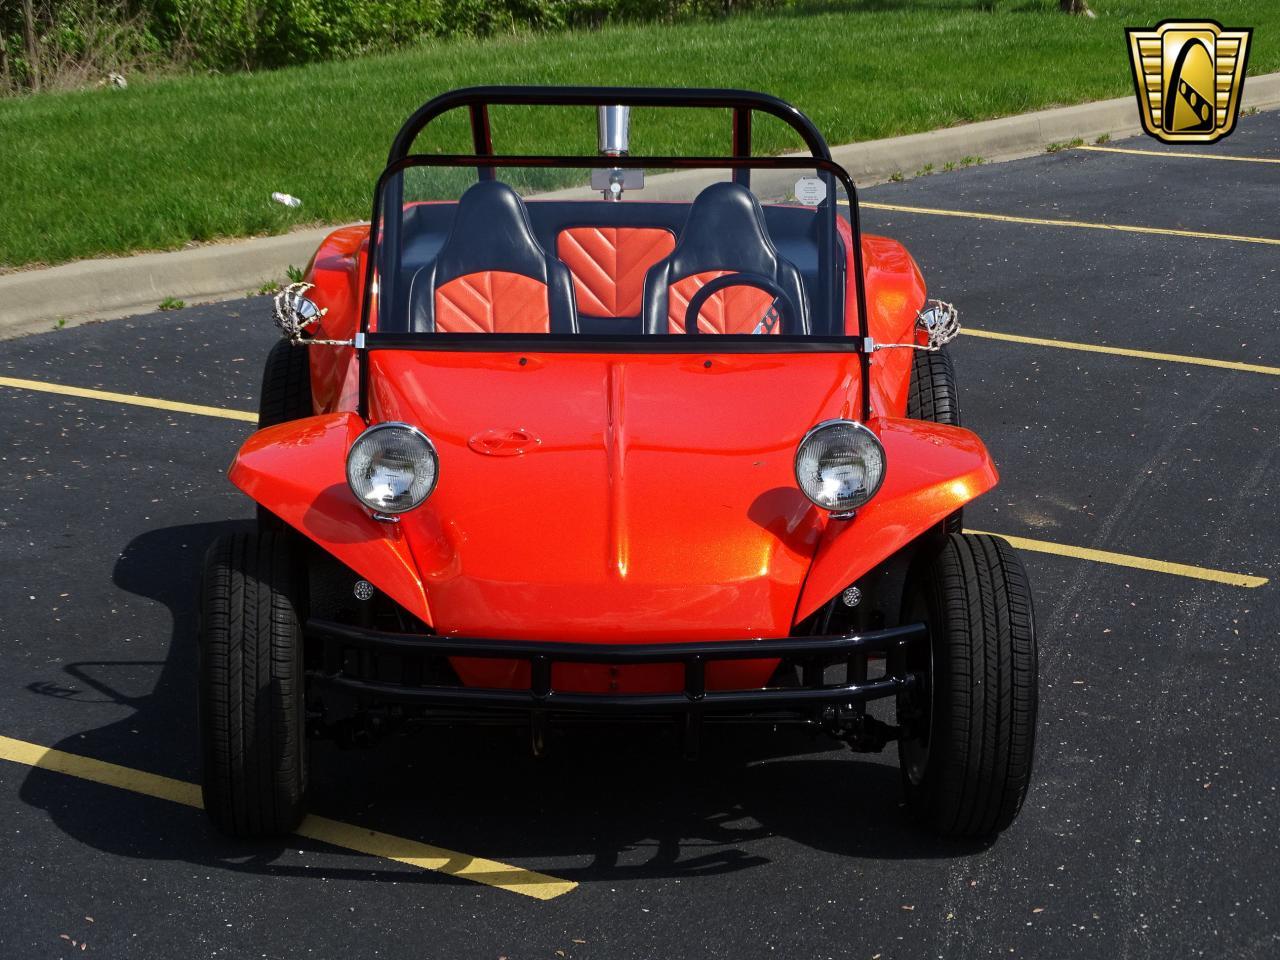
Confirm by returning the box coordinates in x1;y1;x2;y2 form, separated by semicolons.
410;180;578;334
641;181;810;335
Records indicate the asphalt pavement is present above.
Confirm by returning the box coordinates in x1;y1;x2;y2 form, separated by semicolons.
0;114;1277;960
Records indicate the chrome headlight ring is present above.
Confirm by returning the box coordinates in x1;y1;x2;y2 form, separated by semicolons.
794;419;886;517
346;422;439;515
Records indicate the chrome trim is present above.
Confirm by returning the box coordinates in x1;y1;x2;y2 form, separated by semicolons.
794;418;887;515
597;105;630;156
346;421;440;515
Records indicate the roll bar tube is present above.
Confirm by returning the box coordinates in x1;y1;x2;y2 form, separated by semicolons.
386;85;834;163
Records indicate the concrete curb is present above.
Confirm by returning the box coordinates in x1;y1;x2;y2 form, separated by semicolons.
3;71;1278;338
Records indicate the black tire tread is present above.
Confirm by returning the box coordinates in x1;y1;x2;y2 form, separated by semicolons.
906;347;961;426
905;533;1037;838
258;340;312;428
199;532;306;837
907;347;963;532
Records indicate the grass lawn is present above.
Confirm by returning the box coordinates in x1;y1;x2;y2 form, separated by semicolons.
1;0;1277;269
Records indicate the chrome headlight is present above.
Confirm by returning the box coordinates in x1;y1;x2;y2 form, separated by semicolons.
346;422;439;514
794;419;886;514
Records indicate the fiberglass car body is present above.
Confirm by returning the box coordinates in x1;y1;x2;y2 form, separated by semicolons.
200;87;1038;842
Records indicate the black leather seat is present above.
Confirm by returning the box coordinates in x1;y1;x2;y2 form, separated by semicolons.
641;182;810;335
409;180;578;334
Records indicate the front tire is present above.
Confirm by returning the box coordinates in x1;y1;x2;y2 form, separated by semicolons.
897;533;1037;839
199;532;308;837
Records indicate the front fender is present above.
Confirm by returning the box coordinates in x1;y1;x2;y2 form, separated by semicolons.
227;413;432;625
793;417;998;623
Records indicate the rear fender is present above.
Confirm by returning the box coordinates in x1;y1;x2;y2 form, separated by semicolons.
793;417;998;623
227;413;432;625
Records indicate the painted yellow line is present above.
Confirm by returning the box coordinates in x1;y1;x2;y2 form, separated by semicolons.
295;817;576;900
0;375;257;423
1;381;1268;588
969;531;1268;589
962;327;1280;377
1077;144;1280;164
0;734;576;900
853;201;1280;246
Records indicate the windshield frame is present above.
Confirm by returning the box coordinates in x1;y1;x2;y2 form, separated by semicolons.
362;153;869;344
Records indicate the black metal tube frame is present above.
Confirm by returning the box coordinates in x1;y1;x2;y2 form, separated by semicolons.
386;86;833;164
306;619;924;715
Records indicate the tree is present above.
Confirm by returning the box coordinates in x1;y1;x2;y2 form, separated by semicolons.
20;0;39;90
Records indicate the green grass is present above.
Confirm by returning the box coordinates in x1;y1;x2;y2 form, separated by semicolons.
1;0;1277;268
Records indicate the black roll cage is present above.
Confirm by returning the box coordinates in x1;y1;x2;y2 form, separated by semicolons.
358;86;872;418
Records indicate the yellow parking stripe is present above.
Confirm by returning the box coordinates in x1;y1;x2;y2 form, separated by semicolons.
969;531;1268;588
854;201;1280;246
1077;144;1280;164
2;378;1267;586
0;375;257;423
0;734;576;900
962;328;1280;377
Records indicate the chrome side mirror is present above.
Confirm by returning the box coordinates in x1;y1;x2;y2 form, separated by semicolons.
272;282;327;341
915;300;960;350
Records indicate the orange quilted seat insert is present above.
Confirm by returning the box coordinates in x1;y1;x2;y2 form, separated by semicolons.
556;227;675;317
433;271;551;333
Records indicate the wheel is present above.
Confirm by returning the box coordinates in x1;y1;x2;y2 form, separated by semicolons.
907;347;963;532
199;531;308;837
897;533;1037;839
258;339;312;428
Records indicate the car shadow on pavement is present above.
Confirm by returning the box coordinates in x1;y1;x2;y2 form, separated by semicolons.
18;521;985;893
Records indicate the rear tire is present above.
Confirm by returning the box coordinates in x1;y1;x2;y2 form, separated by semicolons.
906;347;961;426
907;347;963;532
257;341;312;530
897;533;1037;839
258;339;312;429
199;532;308;837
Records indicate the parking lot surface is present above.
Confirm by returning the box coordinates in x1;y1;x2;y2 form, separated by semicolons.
1;113;1277;959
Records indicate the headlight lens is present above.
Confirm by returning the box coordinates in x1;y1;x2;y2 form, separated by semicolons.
346;422;438;514
794;419;886;513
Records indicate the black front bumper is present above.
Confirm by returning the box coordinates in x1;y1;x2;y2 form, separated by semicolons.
306;618;927;716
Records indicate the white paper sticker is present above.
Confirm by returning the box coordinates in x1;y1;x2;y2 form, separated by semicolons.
794;177;827;206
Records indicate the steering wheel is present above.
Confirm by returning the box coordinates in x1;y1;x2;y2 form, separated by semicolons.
681;272;798;336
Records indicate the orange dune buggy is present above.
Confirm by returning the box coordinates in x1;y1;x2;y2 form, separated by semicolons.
200;87;1037;841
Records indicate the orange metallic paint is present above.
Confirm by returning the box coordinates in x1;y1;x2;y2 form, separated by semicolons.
837;217;929;417
304;225;369;414
364;348;857;690
228;413;433;625
794;417;999;622
556;226;675;317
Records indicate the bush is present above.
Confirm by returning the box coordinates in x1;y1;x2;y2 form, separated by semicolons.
1;1;162;93
1;0;795;91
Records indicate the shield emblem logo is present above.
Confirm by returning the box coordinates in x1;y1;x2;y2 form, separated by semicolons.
1126;20;1252;144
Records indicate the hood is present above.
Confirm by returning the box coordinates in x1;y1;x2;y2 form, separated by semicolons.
369;349;860;642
